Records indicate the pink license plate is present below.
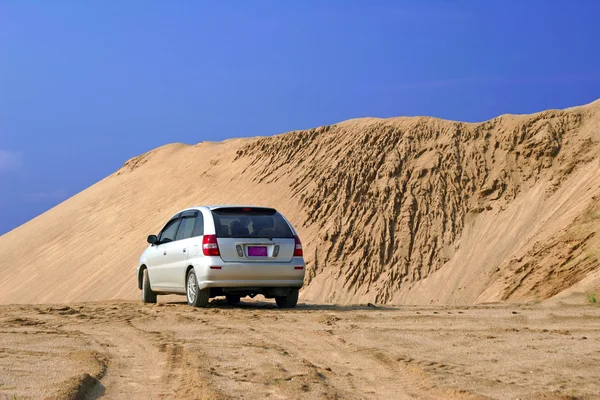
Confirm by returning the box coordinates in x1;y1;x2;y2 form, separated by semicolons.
248;246;267;257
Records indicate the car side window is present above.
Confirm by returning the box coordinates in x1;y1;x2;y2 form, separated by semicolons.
158;218;181;243
176;216;196;241
192;213;204;237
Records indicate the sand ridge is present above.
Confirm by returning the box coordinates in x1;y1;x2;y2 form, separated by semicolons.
0;101;599;305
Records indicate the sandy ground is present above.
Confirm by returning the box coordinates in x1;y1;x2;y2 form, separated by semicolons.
1;298;599;400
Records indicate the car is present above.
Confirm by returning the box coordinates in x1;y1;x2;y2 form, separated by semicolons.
136;205;305;308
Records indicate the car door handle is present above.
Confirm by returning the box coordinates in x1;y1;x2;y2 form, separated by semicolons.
163;251;167;255
183;248;186;253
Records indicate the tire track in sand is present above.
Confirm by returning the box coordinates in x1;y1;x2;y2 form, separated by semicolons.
75;313;227;399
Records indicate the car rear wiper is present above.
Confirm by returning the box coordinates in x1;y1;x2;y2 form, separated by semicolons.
227;235;294;239
252;236;294;239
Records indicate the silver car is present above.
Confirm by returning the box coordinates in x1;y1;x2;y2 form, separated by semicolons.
136;206;305;308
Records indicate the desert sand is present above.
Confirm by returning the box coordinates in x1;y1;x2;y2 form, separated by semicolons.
2;298;600;400
1;101;599;306
1;101;600;398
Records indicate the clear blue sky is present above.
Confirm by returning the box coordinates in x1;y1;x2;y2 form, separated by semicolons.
1;1;600;235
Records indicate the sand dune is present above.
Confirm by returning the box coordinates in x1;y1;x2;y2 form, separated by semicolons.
0;100;599;305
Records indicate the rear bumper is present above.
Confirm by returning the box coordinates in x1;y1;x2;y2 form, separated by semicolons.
195;258;305;290
197;279;304;290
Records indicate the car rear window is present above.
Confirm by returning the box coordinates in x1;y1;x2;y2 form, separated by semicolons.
211;207;294;238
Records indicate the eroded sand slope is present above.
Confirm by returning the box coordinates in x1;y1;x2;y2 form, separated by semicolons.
0;101;599;305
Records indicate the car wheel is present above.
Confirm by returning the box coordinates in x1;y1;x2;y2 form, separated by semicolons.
186;269;209;307
275;288;299;308
226;295;241;305
142;268;157;304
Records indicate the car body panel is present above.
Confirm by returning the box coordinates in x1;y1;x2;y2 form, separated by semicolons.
216;237;295;263
146;240;187;289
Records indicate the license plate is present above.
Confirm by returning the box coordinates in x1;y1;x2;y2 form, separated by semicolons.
247;246;267;257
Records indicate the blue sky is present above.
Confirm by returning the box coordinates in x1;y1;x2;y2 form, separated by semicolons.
1;1;600;235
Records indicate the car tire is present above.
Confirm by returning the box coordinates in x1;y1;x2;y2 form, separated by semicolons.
141;268;157;304
275;288;299;308
226;295;241;305
186;269;209;307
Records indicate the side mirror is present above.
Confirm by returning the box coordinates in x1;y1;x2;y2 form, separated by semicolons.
147;235;158;244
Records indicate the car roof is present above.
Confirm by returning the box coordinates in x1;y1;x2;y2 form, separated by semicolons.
179;205;275;212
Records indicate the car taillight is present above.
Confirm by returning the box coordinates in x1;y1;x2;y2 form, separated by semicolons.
203;234;220;256
293;235;303;257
